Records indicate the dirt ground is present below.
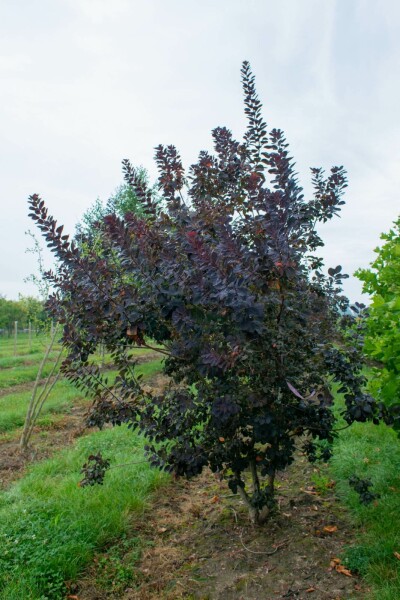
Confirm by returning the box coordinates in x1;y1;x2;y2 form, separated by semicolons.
75;456;367;600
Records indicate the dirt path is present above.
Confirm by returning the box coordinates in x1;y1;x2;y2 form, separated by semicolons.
129;466;366;600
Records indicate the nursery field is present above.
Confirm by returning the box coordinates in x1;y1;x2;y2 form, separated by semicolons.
0;335;399;599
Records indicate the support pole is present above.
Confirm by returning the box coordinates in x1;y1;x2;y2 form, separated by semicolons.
14;321;18;357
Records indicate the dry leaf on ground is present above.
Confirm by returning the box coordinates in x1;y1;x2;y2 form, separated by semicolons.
323;525;338;534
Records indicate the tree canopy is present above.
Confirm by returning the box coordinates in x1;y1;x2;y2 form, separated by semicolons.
356;216;400;429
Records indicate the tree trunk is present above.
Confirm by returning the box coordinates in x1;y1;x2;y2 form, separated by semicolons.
236;483;260;525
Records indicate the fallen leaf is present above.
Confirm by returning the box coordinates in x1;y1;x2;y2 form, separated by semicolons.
306;587;316;593
157;527;167;534
323;525;338;534
331;557;341;564
393;551;400;561
336;564;352;577
210;495;220;503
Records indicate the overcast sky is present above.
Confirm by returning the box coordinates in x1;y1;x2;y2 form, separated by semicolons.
1;0;399;301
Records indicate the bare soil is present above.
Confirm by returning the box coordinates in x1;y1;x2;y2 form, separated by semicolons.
76;456;367;600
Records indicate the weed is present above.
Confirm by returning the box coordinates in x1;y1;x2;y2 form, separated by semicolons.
310;472;335;496
94;534;142;593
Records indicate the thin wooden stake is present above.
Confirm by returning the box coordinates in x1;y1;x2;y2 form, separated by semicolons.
14;321;18;357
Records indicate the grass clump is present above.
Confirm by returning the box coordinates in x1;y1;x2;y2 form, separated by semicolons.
330;419;400;599
0;426;168;599
92;533;143;594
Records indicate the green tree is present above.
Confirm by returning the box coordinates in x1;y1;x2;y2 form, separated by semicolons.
0;296;27;334
356;216;400;419
18;295;46;329
76;169;153;238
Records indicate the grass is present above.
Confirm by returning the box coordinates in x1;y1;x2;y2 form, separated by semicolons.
0;379;83;433
0;352;60;370
0;425;169;599
0;349;158;389
0;357;164;435
330;401;400;599
0;336;167;598
134;357;164;379
0;361;60;389
0;333;57;359
0;340;156;389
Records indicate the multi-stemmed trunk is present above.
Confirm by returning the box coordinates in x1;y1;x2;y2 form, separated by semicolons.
236;460;276;525
20;326;62;453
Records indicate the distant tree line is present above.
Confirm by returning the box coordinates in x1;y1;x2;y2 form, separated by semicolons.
0;295;46;335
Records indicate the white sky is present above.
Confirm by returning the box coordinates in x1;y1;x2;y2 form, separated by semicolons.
1;0;399;301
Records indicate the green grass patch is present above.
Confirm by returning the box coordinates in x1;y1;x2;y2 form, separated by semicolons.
0;347;157;389
0;358;164;435
135;357;164;379
330;414;400;598
0;379;83;433
0;426;169;599
0;361;60;390
0;352;61;370
0;334;57;359
91;533;144;594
